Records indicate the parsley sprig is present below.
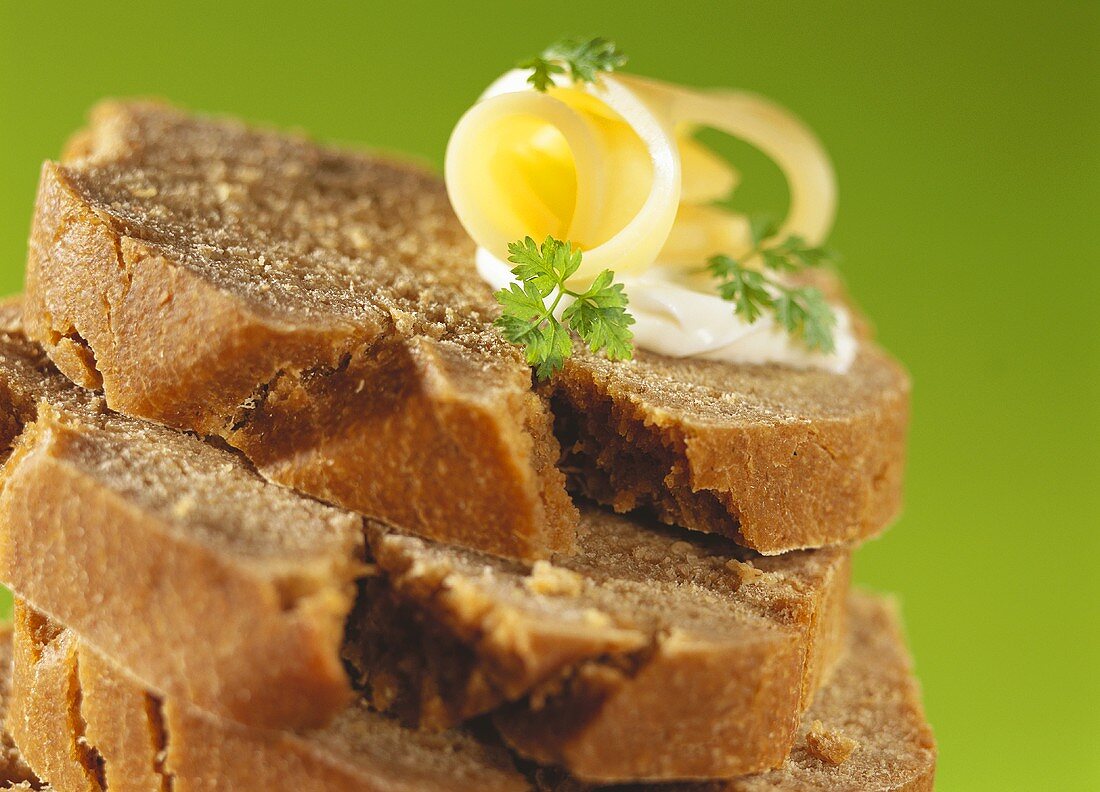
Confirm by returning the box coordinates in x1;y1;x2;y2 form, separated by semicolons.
706;217;839;353
517;37;628;92
494;236;635;379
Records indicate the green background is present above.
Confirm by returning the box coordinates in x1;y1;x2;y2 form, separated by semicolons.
1;1;1097;789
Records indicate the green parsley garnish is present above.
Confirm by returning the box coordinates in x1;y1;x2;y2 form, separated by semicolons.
517;37;628;93
494;236;635;379
706;216;839;353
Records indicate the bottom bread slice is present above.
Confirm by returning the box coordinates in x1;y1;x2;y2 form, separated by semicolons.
0;626;37;789
4;603;527;792
4;594;934;792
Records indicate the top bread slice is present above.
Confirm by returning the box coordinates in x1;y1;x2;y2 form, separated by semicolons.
24;100;910;555
24;101;575;561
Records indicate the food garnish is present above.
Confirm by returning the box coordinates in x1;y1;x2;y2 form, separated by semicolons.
494;235;634;379
517;37;628;92
706;216;838;353
448;37;855;375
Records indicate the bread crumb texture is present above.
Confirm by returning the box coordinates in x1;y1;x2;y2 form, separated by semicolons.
806;719;859;765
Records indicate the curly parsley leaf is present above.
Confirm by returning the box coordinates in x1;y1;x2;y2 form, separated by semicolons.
706;255;773;324
707;216;840;353
516;55;566;93
506;235;581;293
517;37;628;93
562;270;635;360
528;318;574;381
495;236;634;379
773;285;837;352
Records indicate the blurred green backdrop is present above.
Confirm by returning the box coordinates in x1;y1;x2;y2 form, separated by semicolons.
1;1;1097;789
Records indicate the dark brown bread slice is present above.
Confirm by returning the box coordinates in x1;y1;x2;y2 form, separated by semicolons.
6;602;529;792
0;300;364;731
25;101;908;557
347;511;850;782
24;100;575;562
534;593;937;791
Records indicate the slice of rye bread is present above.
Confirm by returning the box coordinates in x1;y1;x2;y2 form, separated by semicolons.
5;602;528;792
0;300;848;769
548;342;910;554
24;100;575;562
347;515;850;781
533;593;937;792
24;100;910;557
4;595;935;792
0;300;364;731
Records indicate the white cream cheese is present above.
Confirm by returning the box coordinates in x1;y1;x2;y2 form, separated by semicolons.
476;247;857;372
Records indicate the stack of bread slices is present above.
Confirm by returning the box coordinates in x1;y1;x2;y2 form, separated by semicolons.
0;101;935;791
